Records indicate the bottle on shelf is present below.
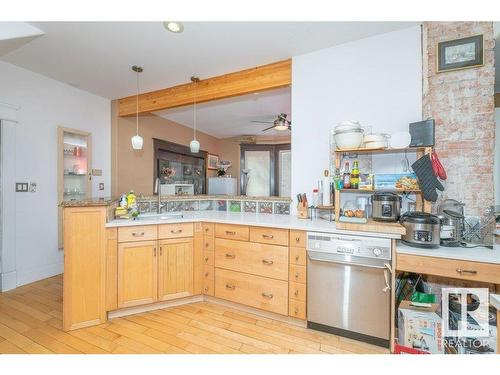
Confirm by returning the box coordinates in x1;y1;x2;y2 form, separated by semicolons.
334;167;343;190
312;188;320;207
342;161;351;189
351;160;359;189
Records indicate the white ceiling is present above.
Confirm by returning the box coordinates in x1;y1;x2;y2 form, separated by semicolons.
155;87;291;138
0;21;417;99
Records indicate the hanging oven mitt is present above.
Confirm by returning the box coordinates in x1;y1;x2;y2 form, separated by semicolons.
411;154;444;202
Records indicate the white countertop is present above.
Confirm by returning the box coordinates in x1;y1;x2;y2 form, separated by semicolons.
106;211;401;239
396;242;500;265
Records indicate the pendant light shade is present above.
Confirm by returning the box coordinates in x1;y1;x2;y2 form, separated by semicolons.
131;135;144;150
131;65;144;150
190;76;200;153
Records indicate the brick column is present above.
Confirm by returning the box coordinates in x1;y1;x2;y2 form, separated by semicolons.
422;22;496;216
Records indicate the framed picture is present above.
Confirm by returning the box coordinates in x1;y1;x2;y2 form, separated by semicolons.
437;34;483;73
207;154;219;170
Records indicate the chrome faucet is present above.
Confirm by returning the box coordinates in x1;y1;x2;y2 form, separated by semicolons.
154;178;166;214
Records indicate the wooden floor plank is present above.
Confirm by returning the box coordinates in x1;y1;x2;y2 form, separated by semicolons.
0;274;386;355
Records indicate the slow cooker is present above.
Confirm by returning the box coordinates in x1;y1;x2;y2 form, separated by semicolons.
371;192;401;222
400;211;441;248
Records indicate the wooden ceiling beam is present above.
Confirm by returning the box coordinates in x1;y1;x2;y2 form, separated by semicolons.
118;59;292;117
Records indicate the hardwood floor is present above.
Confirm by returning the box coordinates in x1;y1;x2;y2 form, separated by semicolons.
0;275;388;354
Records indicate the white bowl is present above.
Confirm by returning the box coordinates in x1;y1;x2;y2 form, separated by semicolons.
335;121;361;133
364;141;388;149
389;132;411;149
335;131;364;150
363;133;389;143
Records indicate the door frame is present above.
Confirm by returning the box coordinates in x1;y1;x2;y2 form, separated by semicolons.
240;143;291;196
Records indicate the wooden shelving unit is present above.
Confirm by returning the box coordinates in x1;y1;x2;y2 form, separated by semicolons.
333;146;433;232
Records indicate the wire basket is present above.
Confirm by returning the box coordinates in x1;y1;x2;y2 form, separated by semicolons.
462;206;496;246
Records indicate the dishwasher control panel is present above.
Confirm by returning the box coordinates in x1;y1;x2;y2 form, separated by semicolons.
307;233;391;261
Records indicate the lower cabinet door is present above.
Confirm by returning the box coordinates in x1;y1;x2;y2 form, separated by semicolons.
117;240;158;308
158;238;194;301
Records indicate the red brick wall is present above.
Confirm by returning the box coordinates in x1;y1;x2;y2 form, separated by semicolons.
422;22;496;216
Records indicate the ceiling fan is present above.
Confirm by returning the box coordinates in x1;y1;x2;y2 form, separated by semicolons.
251;113;291;132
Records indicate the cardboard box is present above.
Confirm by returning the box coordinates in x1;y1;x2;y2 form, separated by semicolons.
398;300;444;354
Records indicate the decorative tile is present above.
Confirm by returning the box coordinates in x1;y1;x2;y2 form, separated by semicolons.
243;201;257;213
274;202;290;215
184;201;198;211
229;201;241;212
258;201;273;214
137;201;151;214
217;200;227;212
168;201;184;212
198;200;213;211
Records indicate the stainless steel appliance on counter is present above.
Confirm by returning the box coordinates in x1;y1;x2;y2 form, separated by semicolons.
371;192;401;222
400;211;441;248
307;232;392;348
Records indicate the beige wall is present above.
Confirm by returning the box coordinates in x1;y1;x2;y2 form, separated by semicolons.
116;110;228;195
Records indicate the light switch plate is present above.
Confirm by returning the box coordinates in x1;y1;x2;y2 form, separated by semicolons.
99;183;104;191
29;182;37;192
16;182;29;192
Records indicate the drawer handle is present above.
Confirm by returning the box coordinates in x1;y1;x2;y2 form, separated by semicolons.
262;234;274;239
153;247;157;257
456;268;477;275
204;256;209;262
294;273;300;279
159;247;163;256
262;259;274;265
205;228;209;232
261;292;274;299
204;272;209;277
132;232;145;237
204;286;208;292
205;243;210;247
170;229;183;234
294;307;299;314
225;284;236;290
225;253;236;259
226;230;236;235
295;255;300;261
294;290;299;297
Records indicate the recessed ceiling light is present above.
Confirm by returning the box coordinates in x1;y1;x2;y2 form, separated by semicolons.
163;21;184;33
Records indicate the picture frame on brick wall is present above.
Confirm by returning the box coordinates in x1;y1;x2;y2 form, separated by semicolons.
437;34;484;73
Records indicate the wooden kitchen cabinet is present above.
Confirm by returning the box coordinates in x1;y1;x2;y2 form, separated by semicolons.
158;238;194;301
105;227;118;311
117;240;158;308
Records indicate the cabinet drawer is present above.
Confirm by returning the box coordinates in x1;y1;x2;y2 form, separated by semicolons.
289;282;306;302
289;264;307;284
289;299;306;320
289;247;307;266
289;230;306;248
397;254;500;284
118;225;157;242
203;236;214;251
215;224;249;241
250;227;289;246
203;250;214;266
158;223;194;239
215;238;289;281
215;268;288;315
202;223;214;236
202;278;214;296
203;265;214;280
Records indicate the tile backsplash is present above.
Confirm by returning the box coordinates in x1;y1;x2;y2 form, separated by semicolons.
135;197;290;215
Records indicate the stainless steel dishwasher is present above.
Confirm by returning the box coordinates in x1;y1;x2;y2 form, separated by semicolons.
307;232;393;348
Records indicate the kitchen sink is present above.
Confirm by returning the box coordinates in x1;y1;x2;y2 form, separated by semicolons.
135;213;184;221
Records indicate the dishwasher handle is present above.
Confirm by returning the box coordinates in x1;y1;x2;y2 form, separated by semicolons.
307;253;386;270
383;263;392;293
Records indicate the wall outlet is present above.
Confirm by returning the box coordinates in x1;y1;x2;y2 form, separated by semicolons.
99;183;104;191
15;182;29;192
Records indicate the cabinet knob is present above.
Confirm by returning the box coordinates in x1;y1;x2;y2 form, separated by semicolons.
205;243;209;247
295;273;300;279
204;256;209;262
205;228;209;232
204;272;209;277
295;255;300;261
294;307;299;314
204;286;208;292
295;237;300;243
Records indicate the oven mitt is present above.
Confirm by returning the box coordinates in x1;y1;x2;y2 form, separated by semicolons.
411;154;444;203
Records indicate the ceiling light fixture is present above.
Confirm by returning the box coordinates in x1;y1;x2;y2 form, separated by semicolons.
164;21;184;33
189;76;200;153
131;65;144;150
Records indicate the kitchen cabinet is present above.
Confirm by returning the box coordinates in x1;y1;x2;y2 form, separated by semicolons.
288;231;307;320
158;238;194;301
117;240;158;308
105;228;118;311
202;222;215;296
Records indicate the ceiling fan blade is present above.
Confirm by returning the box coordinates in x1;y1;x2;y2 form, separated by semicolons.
261;125;276;132
250;120;274;124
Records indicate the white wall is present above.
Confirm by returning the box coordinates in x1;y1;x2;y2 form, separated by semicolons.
0;61;111;290
495;108;500;205
291;26;422;206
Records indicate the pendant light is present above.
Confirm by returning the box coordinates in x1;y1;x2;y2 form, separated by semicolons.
131;65;144;150
189;76;200;153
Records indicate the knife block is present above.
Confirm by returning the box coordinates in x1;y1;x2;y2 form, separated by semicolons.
297;204;309;219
